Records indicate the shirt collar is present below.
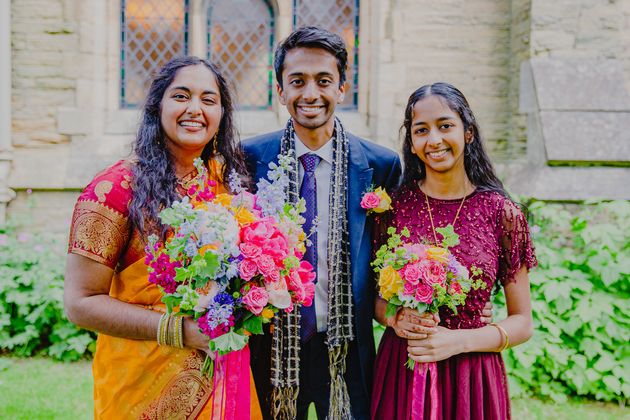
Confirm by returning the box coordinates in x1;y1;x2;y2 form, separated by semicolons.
294;133;335;164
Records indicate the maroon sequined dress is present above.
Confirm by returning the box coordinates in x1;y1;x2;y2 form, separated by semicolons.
370;183;537;420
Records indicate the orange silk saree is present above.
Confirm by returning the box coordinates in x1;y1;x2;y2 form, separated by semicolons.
68;160;262;419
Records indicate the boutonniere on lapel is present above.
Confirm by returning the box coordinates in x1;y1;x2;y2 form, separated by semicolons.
360;186;392;215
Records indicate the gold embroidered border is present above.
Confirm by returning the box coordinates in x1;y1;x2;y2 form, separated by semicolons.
140;352;214;420
68;199;130;267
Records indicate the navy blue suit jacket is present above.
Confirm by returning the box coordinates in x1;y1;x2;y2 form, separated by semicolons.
242;129;401;417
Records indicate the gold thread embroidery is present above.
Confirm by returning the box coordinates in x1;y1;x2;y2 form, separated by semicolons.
121;174;132;189
140;352;213;420
94;180;114;203
68;200;129;267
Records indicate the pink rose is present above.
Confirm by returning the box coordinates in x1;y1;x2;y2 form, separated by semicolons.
402;281;416;297
242;285;269;315
360;192;380;210
239;259;258;281
256;254;276;277
449;282;462;296
402;263;422;285
426;260;447;287
415;283;434;304
240;243;262;259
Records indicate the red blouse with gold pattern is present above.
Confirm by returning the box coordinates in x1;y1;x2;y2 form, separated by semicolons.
68;160;134;269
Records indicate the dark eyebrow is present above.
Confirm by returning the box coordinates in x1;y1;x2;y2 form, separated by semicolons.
287;71;335;78
412;116;455;126
169;86;218;95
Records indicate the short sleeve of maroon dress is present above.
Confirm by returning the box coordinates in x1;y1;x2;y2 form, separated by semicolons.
497;199;537;285
67;160;133;269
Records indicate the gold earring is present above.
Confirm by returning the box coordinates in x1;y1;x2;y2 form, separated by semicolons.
212;132;218;155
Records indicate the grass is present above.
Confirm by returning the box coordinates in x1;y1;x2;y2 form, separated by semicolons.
0;357;627;420
0;357;92;419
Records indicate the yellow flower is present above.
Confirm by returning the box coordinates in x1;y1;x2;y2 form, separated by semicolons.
373;187;392;213
214;193;233;208
192;199;208;211
233;207;256;225
262;308;275;320
199;244;218;256
378;266;404;300
297;242;306;255
298;231;306;242
426;246;449;264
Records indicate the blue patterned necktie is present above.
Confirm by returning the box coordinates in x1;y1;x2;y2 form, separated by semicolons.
299;153;321;343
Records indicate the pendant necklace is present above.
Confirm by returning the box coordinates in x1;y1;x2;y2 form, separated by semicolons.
423;187;467;246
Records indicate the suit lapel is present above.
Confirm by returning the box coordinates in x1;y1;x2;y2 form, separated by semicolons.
255;138;282;182
347;136;373;275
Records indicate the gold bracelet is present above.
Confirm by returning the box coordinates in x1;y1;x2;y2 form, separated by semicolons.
172;315;184;349
157;313;169;346
177;316;184;349
168;314;177;347
491;323;509;352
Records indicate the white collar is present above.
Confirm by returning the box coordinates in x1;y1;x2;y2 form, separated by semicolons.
294;133;335;164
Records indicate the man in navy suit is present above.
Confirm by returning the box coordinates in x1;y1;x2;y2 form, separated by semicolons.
243;27;401;419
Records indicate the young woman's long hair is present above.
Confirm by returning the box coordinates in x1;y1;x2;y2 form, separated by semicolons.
129;56;248;236
400;82;508;198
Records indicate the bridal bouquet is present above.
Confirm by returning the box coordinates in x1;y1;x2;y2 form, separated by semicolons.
145;155;315;372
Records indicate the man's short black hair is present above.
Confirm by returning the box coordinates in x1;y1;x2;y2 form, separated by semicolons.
274;26;348;88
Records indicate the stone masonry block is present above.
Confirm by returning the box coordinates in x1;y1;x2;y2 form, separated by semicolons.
540;111;630;162
528;58;630;111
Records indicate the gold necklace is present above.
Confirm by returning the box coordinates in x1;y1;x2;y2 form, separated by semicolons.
423;188;467;246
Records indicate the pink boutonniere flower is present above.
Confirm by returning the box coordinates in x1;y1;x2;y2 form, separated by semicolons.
360;186;392;214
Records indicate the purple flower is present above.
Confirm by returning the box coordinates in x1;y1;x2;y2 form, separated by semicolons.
214;292;234;306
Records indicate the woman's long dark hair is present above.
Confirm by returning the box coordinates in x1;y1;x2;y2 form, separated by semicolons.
400;82;508;198
129;56;248;236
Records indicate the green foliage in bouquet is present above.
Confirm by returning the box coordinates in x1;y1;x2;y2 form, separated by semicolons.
0;224;95;361
496;200;629;404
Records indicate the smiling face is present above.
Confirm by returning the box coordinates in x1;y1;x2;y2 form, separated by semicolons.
410;95;471;178
160;64;222;161
277;47;345;143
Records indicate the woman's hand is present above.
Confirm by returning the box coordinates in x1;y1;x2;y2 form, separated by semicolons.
388;307;439;340
183;317;211;353
406;326;465;363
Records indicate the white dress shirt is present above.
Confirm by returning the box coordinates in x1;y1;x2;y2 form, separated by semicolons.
295;134;334;332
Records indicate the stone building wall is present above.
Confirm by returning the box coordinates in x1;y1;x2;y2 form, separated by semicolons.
3;0;630;229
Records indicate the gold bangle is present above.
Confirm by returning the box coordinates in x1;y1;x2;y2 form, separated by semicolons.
491;323;509;352
157;313;169;346
178;316;184;348
172;315;184;349
168;314;177;347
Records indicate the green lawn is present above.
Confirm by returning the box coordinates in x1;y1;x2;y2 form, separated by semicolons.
0;357;627;420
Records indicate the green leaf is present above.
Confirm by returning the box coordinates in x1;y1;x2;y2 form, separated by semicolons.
602;375;622;394
242;315;264;335
435;224;459;249
385;302;399;319
593;352;615;373
209;330;249;354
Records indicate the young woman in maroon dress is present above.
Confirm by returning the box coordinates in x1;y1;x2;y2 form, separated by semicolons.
371;83;537;420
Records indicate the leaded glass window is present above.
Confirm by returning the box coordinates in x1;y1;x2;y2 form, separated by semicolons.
121;0;189;108
207;0;274;110
293;0;359;110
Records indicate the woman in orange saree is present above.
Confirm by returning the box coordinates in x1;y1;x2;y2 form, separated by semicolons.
64;57;262;420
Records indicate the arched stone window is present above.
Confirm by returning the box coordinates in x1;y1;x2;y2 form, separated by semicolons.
293;0;359;110
207;0;275;110
120;0;189;108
